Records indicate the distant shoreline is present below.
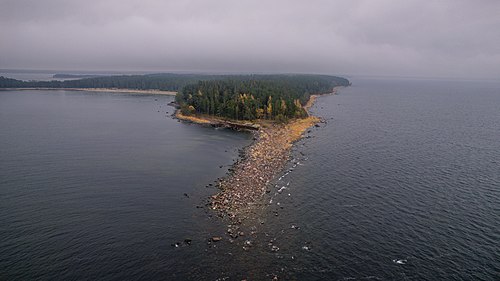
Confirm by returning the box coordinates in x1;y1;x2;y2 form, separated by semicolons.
0;87;177;95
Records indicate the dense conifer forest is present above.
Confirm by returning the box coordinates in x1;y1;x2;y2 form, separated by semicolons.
0;73;349;121
176;75;349;121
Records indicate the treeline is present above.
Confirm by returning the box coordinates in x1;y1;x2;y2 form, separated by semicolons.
176;75;349;121
0;73;350;121
0;73;228;91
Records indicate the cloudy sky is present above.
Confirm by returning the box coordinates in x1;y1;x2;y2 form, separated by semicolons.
1;0;499;79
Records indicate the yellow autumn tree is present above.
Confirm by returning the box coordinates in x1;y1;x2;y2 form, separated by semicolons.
280;98;287;113
255;108;264;119
266;96;273;118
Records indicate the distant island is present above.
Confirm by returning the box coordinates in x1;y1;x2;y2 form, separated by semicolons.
52;74;104;79
1;73;350;222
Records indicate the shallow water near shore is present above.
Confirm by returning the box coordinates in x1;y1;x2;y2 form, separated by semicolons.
1;78;500;280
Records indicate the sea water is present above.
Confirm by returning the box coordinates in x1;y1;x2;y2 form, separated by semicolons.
1;78;499;280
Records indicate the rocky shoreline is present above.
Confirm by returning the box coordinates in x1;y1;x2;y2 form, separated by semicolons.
209;117;319;221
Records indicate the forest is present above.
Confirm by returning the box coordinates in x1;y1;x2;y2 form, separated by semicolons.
176;75;349;121
0;73;226;91
0;73;349;121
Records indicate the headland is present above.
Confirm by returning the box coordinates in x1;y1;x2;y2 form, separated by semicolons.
175;87;342;223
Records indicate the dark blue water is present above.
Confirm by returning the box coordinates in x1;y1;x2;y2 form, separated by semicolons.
248;78;500;280
1;79;499;280
0;90;253;280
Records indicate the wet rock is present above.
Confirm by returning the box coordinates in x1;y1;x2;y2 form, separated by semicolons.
228;228;239;238
183;193;189;198
184;239;192;245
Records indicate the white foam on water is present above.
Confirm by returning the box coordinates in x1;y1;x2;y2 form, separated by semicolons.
392;259;407;264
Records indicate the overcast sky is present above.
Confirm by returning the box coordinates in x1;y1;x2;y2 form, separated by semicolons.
1;0;499;79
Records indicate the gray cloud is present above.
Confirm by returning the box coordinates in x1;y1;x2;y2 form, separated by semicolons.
1;0;499;78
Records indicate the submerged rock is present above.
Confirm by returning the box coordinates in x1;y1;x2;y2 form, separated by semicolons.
211;236;222;242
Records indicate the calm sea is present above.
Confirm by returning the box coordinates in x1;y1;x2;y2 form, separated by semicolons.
0;90;253;280
1;78;499;280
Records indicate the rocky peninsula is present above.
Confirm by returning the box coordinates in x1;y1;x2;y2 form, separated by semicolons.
175;87;341;222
